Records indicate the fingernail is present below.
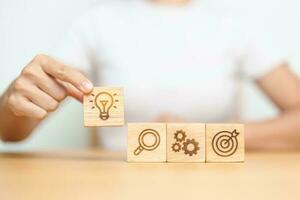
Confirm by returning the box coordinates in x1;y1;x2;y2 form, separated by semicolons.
81;80;93;92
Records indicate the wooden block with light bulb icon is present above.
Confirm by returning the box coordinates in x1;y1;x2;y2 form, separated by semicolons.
84;87;124;127
167;123;206;162
127;123;167;162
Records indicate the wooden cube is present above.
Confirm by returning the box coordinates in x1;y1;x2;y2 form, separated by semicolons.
167;123;206;162
206;124;244;162
127;123;167;162
84;87;124;127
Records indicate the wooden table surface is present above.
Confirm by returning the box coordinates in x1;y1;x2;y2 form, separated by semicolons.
0;150;300;200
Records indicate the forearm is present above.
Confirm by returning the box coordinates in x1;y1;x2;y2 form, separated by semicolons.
246;108;300;151
0;55;92;142
0;89;39;142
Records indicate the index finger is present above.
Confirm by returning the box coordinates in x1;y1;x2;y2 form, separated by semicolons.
39;55;93;94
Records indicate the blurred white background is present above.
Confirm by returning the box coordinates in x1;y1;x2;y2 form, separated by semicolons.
0;0;299;151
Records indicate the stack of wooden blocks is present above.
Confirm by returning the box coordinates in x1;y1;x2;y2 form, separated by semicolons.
84;87;245;163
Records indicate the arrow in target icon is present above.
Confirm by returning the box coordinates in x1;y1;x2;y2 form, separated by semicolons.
212;129;240;157
231;130;239;137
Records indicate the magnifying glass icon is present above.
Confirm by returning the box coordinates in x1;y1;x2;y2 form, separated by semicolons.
134;129;161;156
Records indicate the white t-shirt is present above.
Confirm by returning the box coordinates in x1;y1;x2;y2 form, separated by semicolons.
52;0;284;150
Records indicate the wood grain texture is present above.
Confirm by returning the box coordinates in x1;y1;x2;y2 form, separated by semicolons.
1;150;300;200
167;123;205;162
84;87;124;127
127;123;166;162
206;124;244;162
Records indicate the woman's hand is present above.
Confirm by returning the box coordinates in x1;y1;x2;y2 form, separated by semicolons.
4;54;93;120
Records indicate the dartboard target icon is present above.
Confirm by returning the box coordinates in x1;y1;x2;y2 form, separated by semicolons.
212;129;239;157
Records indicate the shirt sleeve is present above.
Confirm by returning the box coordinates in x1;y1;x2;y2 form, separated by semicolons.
235;20;287;79
242;39;287;79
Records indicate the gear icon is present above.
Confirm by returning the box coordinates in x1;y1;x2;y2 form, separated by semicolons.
174;130;187;142
182;139;200;156
171;143;181;152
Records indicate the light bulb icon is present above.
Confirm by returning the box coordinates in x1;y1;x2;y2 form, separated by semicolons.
90;92;119;120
